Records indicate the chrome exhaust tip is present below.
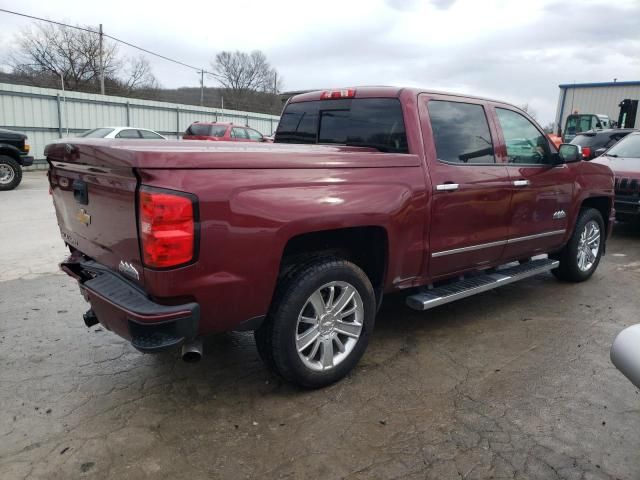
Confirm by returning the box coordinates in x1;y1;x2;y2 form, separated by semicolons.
181;338;203;363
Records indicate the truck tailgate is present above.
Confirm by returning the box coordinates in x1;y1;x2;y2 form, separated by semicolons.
49;160;144;285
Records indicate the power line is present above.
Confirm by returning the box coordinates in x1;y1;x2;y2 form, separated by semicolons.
0;8;214;75
104;33;212;74
0;8;98;34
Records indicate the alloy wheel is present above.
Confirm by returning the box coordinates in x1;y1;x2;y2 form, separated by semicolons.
0;164;15;185
295;281;364;372
577;220;600;272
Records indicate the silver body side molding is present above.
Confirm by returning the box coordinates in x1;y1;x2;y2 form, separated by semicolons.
432;230;565;258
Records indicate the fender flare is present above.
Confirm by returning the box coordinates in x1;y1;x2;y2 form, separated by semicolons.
0;143;22;161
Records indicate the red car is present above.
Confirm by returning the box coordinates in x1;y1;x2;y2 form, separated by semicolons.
183;122;267;142
46;87;614;388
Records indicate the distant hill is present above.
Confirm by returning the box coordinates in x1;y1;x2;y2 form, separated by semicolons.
0;72;282;115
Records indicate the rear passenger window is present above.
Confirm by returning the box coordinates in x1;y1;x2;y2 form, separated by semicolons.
428;101;495;164
140;130;163;139
496;108;550;164
115;129;141;139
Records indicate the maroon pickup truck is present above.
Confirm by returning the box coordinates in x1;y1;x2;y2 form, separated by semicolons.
46;87;615;388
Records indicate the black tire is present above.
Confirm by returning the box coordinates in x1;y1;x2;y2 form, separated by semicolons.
0;155;22;191
551;208;605;282
254;258;376;388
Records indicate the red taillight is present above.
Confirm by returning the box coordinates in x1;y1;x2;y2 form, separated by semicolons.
581;146;592;159
320;88;356;100
139;188;197;268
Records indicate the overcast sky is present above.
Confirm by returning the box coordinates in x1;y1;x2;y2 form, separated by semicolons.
1;0;639;124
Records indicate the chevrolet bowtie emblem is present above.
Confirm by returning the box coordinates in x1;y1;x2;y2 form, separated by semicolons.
76;208;91;226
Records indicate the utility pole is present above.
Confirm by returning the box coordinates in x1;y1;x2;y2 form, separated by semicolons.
99;24;105;95
59;71;68;136
200;70;204;106
273;72;277;94
221;96;224;110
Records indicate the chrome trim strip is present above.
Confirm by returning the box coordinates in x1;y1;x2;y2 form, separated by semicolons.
507;229;566;244
431;229;566;257
432;239;508;258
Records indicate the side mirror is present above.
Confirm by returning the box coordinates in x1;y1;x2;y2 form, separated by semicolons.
594;147;607;157
558;143;582;163
611;324;640;389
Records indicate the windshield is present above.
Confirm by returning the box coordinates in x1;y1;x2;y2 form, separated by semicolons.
606;134;640;158
565;115;607;136
275;98;408;153
79;128;114;138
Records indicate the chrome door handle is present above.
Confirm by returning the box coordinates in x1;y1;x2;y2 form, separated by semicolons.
513;179;530;187
436;183;460;191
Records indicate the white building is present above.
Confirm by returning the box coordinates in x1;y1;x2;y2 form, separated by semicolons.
555;81;640;135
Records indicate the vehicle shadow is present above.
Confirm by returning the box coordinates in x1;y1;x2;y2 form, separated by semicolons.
612;220;640;239
141;271;560;399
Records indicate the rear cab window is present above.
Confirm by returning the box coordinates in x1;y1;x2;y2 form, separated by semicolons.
275;98;408;153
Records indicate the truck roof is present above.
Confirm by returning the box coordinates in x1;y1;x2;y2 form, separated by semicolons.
288;86;513;107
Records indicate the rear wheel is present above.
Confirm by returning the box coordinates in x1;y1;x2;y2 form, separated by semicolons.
0;155;22;191
552;208;604;282
255;258;376;388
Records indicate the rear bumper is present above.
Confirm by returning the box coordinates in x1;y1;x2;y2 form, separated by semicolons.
61;257;199;353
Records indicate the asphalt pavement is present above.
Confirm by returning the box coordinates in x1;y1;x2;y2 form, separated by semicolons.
1;172;639;479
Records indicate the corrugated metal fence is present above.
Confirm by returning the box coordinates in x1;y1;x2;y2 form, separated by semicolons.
0;82;281;163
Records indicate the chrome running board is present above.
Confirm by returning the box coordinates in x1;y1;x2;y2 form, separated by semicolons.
406;258;559;311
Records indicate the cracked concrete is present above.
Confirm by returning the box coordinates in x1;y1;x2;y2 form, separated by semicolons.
1;172;639;479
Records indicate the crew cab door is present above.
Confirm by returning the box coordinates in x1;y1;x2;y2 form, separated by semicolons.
419;95;512;279
490;105;573;258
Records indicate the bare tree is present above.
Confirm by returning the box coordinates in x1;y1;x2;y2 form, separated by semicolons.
11;23;118;90
123;56;158;92
11;22;157;95
211;50;278;91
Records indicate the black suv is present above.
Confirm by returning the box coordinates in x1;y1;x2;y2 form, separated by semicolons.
570;128;637;161
0;128;34;190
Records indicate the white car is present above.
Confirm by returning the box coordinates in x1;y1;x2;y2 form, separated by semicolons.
78;127;167;140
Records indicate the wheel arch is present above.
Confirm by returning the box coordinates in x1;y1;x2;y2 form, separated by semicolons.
278;226;389;304
580;196;612;237
0;144;22;162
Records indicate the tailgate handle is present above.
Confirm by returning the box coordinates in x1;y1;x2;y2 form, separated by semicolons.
73;179;89;205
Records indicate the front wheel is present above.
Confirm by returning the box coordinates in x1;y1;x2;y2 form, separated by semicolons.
0;155;22;191
255;258;376;388
552;208;605;282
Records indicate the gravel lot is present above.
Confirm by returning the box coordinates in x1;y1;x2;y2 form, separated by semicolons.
1;172;640;479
